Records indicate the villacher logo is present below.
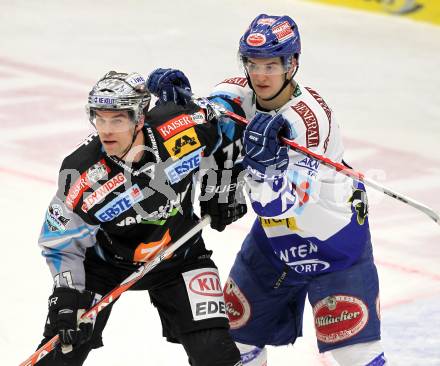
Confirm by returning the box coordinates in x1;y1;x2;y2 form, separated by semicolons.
223;277;251;329
313;295;369;343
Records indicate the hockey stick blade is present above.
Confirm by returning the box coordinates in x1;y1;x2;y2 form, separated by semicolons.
19;215;211;366
178;88;439;226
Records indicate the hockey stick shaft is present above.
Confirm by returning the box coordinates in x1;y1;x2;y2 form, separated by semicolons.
19;215;211;366
180;89;439;225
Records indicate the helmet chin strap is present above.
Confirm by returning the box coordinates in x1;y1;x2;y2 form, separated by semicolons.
115;123;142;161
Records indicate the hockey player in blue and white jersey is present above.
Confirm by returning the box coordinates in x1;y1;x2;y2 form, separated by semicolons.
147;13;388;366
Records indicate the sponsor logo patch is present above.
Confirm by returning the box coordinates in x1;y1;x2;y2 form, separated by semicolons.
305;87;332;152
133;229;172;262
116;183;190;225
92;96;116;105
313;295;369;344
272;21;294;43
164;128;201;159
165;147;204;184
289;259;330;274
295;157;320;172
257;17;276;25
156;113;197;140
275;239;331;274
116;207;179;226
191;110;206;124
95;184;144;222
246;33;266;47
66;159;110;209
46;204;70;232
305;87;332;124
125;74;145;87
183;268;227;321
86;161;110;184
81;172;127;212
291;101;320;148
221;77;248;88
223;277;251;329
188;271;223;297
259;217;301;231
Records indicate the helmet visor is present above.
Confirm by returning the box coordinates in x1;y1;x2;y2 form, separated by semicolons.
88;107;137;133
239;55;292;76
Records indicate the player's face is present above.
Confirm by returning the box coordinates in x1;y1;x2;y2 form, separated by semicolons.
94;110;137;157
246;57;295;100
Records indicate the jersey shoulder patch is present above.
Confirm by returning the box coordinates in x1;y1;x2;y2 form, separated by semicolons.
218;77;248;88
155;109;206;141
59;135;110;210
290;101;320;148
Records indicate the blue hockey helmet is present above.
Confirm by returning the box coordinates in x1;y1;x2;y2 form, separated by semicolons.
238;15;301;101
239;14;301;61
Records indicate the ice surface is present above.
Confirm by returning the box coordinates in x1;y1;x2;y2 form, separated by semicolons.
1;0;439;364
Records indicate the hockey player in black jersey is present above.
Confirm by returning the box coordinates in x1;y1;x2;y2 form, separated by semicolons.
34;71;245;365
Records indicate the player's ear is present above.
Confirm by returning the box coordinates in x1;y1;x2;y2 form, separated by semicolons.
136;116;145;131
292;57;298;68
289;57;297;71
287;57;298;78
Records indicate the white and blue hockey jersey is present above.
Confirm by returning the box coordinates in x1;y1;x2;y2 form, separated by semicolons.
211;77;370;275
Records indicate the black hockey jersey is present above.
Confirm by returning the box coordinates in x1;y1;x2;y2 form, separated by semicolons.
39;102;242;290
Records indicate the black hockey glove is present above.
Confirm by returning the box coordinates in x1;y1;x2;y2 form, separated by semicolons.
200;167;247;232
48;287;94;354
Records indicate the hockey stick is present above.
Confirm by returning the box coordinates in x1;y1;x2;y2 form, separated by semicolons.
179;88;440;225
19;215;211;366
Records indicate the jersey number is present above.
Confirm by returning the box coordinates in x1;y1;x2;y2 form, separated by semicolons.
54;271;74;288
222;139;243;168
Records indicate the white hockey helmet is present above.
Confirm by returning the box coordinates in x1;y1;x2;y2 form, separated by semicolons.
86;71;151;124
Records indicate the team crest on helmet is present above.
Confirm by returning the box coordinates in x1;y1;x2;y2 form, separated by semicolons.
257;17;276;25
246;33;266;47
272;21;295;43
